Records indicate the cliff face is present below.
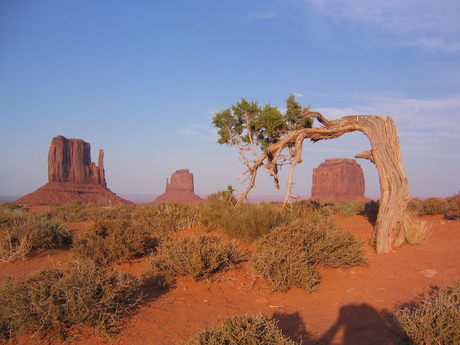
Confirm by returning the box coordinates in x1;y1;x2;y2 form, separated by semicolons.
311;158;369;203
153;169;202;204
15;136;133;206
48;136;106;186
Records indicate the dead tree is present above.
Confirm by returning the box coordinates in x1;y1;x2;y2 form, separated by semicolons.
214;99;410;254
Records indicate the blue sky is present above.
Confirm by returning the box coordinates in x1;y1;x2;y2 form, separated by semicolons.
1;0;459;200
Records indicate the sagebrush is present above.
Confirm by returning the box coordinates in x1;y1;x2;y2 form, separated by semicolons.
0;260;141;342
185;314;298;345
148;234;246;282
392;281;460;345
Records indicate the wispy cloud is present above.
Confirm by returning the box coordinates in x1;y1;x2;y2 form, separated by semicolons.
314;94;460;158
295;0;460;52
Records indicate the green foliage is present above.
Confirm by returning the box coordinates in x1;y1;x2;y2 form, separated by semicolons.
186;314;298;345
0;260;141;342
392;281;460;345
73;218;152;266
285;94;313;129
213;94;312;150
250;217;367;293
0;213;71;262
148;234;246;282
133;202;199;235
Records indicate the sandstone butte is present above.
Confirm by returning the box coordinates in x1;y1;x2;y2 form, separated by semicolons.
153;169;203;204
311;158;370;203
14;135;134;206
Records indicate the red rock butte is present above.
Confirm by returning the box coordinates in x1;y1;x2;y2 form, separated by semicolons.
153;169;203;204
311;158;369;203
14;136;134;206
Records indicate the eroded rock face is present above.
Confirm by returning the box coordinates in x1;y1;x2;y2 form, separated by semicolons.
311;158;368;203
153;169;202;204
48;135;106;186
15;136;133;206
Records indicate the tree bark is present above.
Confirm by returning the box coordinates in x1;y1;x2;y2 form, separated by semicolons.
263;114;411;254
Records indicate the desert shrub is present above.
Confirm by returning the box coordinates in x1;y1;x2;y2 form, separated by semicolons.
334;201;365;217
73;218;152;266
392;281;460;345
363;200;379;223
445;194;460;220
250;218;367;292
250;241;320;293
0;214;71;262
185;314;298;345
216;202;289;243
133;202;199;235
198;190;237;229
0;260;141;342
148;234;246;282
48;202;92;222
407;198;424;214
401;214;431;245
420;197;450;216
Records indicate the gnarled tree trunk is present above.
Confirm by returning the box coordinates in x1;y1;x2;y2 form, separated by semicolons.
257;113;410;254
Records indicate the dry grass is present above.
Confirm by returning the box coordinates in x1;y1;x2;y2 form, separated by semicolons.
401;214;431;245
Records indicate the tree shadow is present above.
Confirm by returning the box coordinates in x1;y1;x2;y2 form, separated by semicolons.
272;311;317;344
316;303;403;345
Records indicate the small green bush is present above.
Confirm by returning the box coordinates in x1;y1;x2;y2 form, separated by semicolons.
0;260;141;342
148;234;245;282
72;218;152;266
392;281;460;345
0;214;71;262
250;218;367;292
185;314;298;345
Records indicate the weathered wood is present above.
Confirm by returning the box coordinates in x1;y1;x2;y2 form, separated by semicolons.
240;113;411;254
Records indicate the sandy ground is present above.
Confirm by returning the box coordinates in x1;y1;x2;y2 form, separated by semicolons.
1;213;459;345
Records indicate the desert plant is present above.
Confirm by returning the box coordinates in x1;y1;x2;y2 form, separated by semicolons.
148;234;246;282
392;281;460;345
72;218;152;266
133;202;199;235
216;202;289;243
334;201;365;217
198;190;238;229
185;314;298;345
0;260;141;342
401;214;431;245
250;218;367;292
0;214;71;262
445;194;460;220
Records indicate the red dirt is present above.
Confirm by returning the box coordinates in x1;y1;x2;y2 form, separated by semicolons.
1;214;459;345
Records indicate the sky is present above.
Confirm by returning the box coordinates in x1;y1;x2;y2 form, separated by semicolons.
1;0;459;200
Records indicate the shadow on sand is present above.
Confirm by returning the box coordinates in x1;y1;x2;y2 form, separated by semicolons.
274;303;404;345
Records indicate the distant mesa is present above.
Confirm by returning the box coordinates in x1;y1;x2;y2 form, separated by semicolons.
153;169;203;204
311;158;369;203
14;135;134;206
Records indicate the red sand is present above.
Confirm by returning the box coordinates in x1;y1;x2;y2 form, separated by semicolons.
1;214;459;345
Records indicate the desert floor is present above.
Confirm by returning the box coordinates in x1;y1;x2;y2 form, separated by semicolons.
1;211;459;345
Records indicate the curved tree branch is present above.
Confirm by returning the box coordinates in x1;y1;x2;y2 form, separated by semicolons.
236;113;410;254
